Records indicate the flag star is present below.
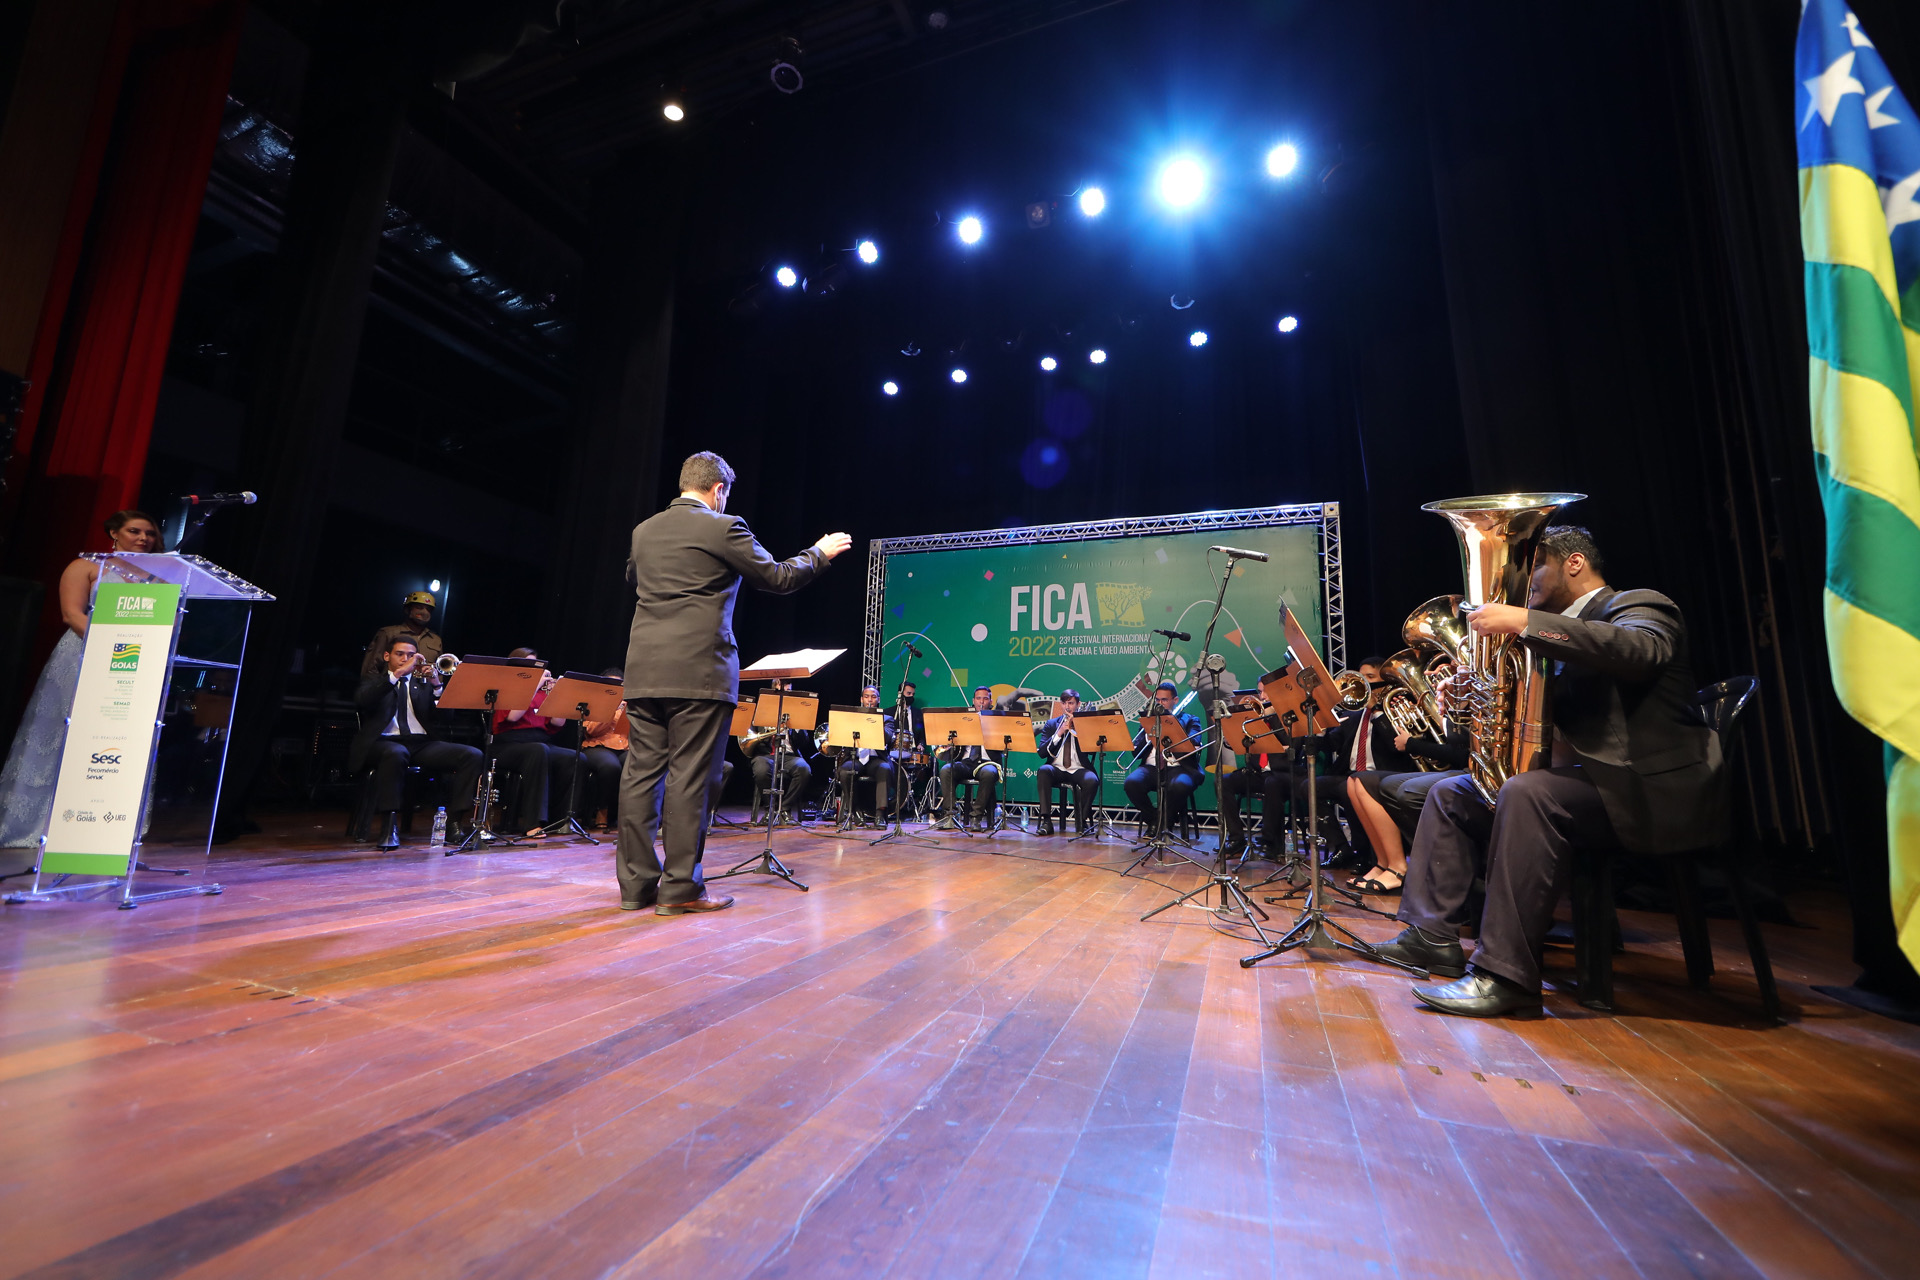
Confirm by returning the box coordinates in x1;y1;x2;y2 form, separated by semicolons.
1883;169;1920;232
1843;12;1873;49
1803;52;1866;130
1866;85;1900;129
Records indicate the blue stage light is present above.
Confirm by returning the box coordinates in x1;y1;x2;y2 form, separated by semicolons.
1039;356;1058;372
1088;348;1108;365
1277;314;1299;333
774;265;798;288
1266;143;1299;178
1189;330;1208;348
956;216;983;245
882;380;899;396
856;239;879;264
950;367;968;384
1156;155;1207;209
1078;187;1106;217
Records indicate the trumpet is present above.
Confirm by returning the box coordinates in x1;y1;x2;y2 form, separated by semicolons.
435;652;461;677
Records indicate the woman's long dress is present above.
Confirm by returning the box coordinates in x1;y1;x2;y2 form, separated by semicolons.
0;629;84;848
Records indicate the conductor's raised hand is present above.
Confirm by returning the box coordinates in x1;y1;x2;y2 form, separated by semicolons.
814;532;854;560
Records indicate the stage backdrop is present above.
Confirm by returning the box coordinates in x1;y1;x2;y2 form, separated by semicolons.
863;505;1344;810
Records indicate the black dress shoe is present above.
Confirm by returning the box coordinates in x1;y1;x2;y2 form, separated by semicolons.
1412;971;1544;1019
1221;837;1248;861
1037;817;1054;836
618;896;656;912
1371;925;1467;978
376;811;401;851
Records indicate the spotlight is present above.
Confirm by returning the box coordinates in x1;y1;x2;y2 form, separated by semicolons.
883;380;899;396
1156;154;1207;209
429;579;441;593
662;101;685;123
1189;330;1209;348
1039;356;1058;372
770;36;804;94
956;215;983;245
856;239;879;265
774;265;798;288
1088;348;1108;364
1025;201;1053;229
1265;143;1299;177
950;367;968;384
1277;314;1299;333
1078;186;1106;217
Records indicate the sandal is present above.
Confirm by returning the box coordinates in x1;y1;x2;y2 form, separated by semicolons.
1349;866;1405;895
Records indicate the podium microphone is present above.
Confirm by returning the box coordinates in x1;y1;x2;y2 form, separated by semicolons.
1209;545;1269;562
183;491;258;508
1152;628;1191;642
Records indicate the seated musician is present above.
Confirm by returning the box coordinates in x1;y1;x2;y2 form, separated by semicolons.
1374;526;1723;1017
1342;718;1468;895
1123;681;1205;832
492;664;583;838
1296;656;1414;868
833;686;898;823
1035;688;1100;835
746;679;814;816
581;666;628;832
1219;691;1287;859
936;686;1004;831
350;638;481;850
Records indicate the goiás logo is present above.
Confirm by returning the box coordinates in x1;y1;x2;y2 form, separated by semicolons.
109;642;141;672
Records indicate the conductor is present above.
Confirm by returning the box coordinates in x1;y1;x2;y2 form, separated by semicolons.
616;451;852;915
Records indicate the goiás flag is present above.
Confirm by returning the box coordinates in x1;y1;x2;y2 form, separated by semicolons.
1796;0;1920;967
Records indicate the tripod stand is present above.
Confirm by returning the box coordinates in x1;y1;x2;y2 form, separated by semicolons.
537;700;599;843
871;689;918;847
1119;720;1209;876
454;688;518;854
715;686;809;892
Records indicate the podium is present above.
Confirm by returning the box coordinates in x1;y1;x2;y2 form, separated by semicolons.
8;553;273;910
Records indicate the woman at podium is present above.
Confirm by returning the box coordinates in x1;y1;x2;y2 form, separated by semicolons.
0;510;159;848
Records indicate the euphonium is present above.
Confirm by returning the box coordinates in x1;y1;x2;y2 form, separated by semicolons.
1378;648;1445;770
1330;669;1372;712
1420;492;1585;805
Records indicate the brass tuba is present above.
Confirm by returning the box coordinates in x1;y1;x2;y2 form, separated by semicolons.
1377;648;1446;770
1420;492;1584;805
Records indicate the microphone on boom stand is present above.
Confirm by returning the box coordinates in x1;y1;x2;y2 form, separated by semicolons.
1153;628;1191;642
1209;545;1269;562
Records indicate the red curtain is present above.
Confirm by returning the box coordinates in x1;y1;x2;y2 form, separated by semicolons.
3;0;244;667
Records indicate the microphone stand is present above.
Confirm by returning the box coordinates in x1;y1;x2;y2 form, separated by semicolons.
871;694;914;847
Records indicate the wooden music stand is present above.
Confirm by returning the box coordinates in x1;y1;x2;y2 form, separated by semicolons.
1220;708;1287;760
921;709;985;836
437;655;544;853
826;708;888;832
752;690;819;732
977;713;1036;755
1067;712;1132;844
730;701;757;738
537;672;624;843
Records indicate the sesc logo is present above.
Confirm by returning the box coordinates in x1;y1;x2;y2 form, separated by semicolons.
90;752;122;765
109;642;141;672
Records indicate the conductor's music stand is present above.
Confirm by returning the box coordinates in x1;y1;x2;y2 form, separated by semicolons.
1065;711;1130;844
437;655;545;853
825;707;888;831
535;672;624;844
922;709;985;836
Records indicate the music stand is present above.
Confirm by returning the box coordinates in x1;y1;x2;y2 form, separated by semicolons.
922;709;985;836
437;655;545;853
536;672;624;843
1240;606;1417;972
1121;711;1209;875
825;707;888;831
1064;711;1130;844
976;713;1035;834
715;652;834;891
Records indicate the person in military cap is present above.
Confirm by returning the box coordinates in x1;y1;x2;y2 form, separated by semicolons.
361;590;445;683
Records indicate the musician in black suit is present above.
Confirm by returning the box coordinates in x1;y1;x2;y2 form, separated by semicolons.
1296;657;1415;866
1035;688;1100;835
1218;692;1287;858
350;638;482;851
936;686;1005;831
1124;681;1206;832
617;452;850;915
833;686;898;823
1376;526;1724;1017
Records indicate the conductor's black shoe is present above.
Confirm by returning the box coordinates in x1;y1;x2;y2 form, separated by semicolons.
656;894;735;916
1372;925;1467;978
376;812;401;851
1412;970;1543;1019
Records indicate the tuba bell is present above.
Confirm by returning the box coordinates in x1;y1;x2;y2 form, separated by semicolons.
1420;492;1584;805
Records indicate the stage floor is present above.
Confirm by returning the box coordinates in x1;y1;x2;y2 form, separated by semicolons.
2;814;1918;1279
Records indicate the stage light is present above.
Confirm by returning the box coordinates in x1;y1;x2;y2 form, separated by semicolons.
774;265;798;288
856;239;879;264
662;101;685;122
429;579;441;593
1156;155;1207;210
1088;348;1108;364
883;380;899;396
950;367;968;384
956;215;983;245
1078;186;1106;217
1265;143;1298;177
1039;356;1058;372
1189;330;1208;347
1277;314;1299;333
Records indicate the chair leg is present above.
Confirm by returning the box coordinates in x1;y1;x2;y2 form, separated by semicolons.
1669;857;1715;988
1572;851;1614;1012
1721;846;1782;1022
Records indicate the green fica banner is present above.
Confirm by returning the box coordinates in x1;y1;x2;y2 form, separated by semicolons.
874;521;1329;808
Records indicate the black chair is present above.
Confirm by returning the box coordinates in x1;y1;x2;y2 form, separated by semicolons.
346;763;425;842
1570;676;1780;1021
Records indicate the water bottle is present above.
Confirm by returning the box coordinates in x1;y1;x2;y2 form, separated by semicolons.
429;806;448;850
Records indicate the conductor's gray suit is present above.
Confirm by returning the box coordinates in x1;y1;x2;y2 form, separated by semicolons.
617;496;830;906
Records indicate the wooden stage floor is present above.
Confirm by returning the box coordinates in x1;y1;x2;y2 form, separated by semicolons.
3;814;1919;1279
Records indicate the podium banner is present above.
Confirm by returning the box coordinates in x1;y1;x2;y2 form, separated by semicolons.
40;583;181;876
